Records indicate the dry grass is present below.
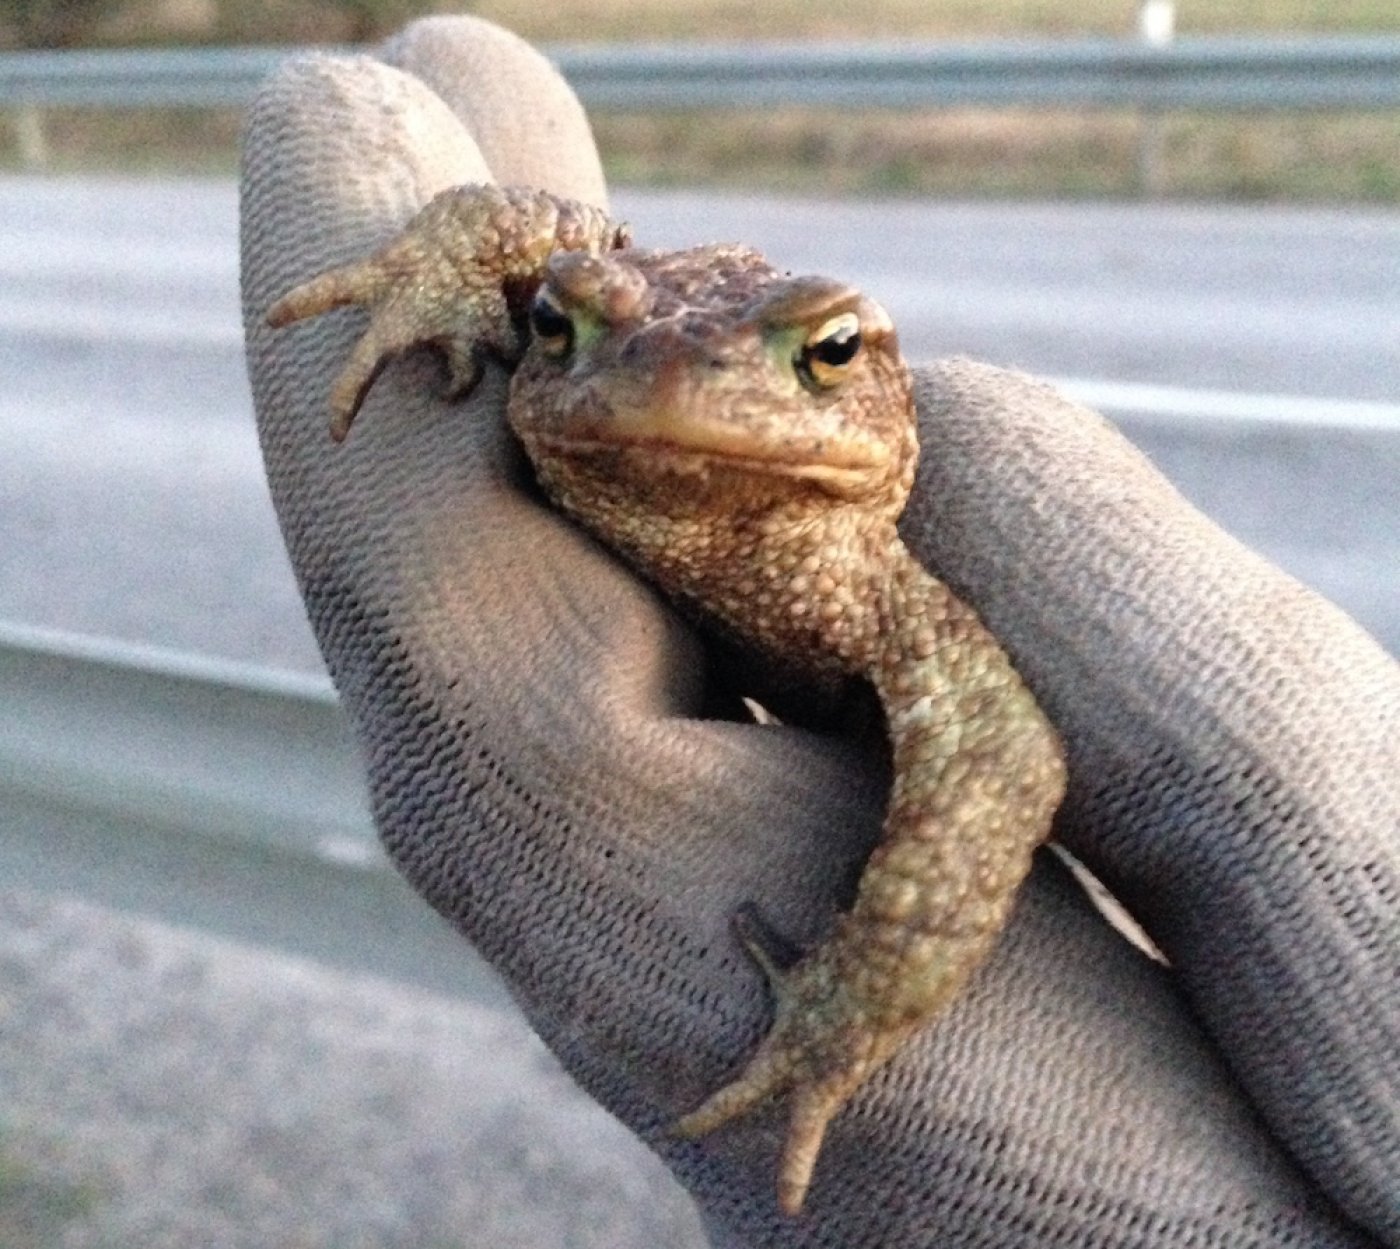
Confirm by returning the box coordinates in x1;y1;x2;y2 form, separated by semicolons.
10;103;1395;203
3;107;244;173
2;0;1397;200
595;109;1144;197
468;0;1400;42
593;108;1400;201
8;0;1398;51
1166;112;1400;199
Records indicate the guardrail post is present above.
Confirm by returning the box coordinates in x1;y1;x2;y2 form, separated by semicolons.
13;102;48;168
1137;0;1175;197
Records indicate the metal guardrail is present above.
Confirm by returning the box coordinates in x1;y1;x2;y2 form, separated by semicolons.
0;619;510;1003
557;36;1400;112
1;35;1399;113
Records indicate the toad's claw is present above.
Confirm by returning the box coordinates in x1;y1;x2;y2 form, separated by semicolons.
675;1051;869;1217
265;259;383;330
267;254;508;442
674;909;917;1215
326;297;437;440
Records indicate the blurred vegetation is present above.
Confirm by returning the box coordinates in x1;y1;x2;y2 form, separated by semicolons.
5;0;115;47
3;0;1398;47
596;108;1400;201
1;0;1397;201
0;1128;103;1249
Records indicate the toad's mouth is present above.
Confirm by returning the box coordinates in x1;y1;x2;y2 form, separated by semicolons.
520;401;894;497
530;430;891;498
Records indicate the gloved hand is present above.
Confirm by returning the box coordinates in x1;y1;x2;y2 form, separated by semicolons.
240;18;1398;1247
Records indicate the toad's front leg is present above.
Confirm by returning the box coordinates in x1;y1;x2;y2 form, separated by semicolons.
265;183;627;440
676;548;1066;1215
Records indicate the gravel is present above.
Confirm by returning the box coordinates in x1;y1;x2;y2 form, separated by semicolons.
0;890;707;1249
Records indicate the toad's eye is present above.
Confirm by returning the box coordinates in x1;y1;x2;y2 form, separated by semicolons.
530;289;575;359
796;312;862;390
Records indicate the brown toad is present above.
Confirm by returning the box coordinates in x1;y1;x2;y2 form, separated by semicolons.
267;184;1066;1215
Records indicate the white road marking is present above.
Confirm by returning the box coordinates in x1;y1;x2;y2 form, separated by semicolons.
1051;376;1400;431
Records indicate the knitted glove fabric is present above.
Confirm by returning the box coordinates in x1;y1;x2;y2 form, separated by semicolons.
241;18;1398;1246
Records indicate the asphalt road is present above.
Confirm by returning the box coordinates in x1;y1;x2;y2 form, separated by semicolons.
1;176;1396;662
4;176;1398;396
1;176;1397;1247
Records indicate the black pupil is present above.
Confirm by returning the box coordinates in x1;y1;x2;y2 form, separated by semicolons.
806;325;860;369
530;294;573;345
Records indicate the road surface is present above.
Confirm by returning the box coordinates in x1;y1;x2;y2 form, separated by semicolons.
1;177;1395;665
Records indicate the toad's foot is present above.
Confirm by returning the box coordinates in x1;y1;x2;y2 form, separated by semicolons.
265;183;626;440
674;908;919;1217
676;555;1066;1216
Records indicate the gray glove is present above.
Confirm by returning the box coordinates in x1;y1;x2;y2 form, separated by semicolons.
240;18;1398;1247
